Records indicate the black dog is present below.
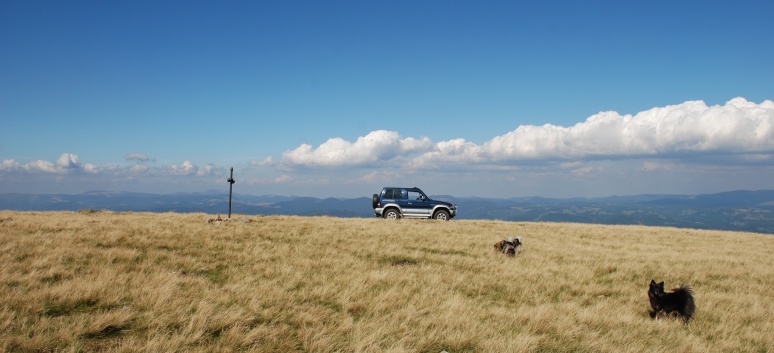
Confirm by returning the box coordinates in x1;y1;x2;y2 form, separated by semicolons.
648;280;695;322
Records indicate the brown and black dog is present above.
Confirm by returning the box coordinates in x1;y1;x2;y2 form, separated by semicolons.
494;236;523;256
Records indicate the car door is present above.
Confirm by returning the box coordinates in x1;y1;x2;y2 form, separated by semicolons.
390;188;412;216
404;189;431;217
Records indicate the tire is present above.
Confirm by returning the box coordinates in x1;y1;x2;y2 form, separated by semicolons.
372;194;379;209
383;209;400;220
433;209;450;221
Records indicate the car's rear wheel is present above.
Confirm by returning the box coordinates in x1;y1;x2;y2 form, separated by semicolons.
433;210;450;221
383;209;400;219
372;194;379;209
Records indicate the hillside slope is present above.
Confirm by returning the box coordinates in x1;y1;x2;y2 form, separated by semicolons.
1;211;773;352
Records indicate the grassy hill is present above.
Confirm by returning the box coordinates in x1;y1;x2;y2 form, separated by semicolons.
1;211;773;352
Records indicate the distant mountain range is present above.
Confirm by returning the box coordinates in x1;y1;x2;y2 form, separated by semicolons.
2;190;773;234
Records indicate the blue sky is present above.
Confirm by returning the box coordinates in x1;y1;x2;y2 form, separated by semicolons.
2;1;773;198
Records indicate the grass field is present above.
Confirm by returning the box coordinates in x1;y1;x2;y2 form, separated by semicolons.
1;210;773;352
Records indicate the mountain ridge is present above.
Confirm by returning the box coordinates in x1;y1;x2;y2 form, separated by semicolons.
2;190;773;234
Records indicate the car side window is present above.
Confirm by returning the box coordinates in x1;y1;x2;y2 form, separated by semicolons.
407;190;422;200
384;189;405;199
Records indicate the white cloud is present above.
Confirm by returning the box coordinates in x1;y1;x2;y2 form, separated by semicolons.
243;174;294;185
4;97;773;197
1;159;23;172
130;164;150;174
29;160;60;173
56;153;81;169
281;130;433;167
83;164;100;174
405;138;484;168
276;98;774;170
476;98;774;162
168;161;198;175
250;156;274;167
126;153;151;162
1;153;227;180
0;153;83;174
196;163;219;177
392;98;774;168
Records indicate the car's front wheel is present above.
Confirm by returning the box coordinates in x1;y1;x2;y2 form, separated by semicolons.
433;210;450;221
383;209;400;220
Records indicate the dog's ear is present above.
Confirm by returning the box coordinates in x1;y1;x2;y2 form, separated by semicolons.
650;279;656;285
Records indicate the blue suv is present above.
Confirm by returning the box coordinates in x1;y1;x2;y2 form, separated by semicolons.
372;187;457;220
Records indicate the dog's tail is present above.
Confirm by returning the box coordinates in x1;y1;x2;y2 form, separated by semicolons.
674;285;696;322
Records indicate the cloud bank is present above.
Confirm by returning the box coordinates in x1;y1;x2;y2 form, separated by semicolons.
279;98;774;169
2;97;772;196
0;154;223;178
1;153;90;174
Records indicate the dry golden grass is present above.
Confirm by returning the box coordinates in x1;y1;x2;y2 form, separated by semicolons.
1;210;773;352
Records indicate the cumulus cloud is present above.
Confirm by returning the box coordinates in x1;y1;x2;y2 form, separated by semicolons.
56;153;81;169
277;98;774;169
481;97;774;161
28;160;59;173
4;97;772;196
0;153;83;174
281;130;433;167
0;153;137;176
457;97;774;164
1;159;23;171
168;161;197;175
83;164;100;174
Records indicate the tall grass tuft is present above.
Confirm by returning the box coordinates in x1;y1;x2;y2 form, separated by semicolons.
1;210;773;352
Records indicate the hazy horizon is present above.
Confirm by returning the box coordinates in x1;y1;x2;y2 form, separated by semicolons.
3;187;773;201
